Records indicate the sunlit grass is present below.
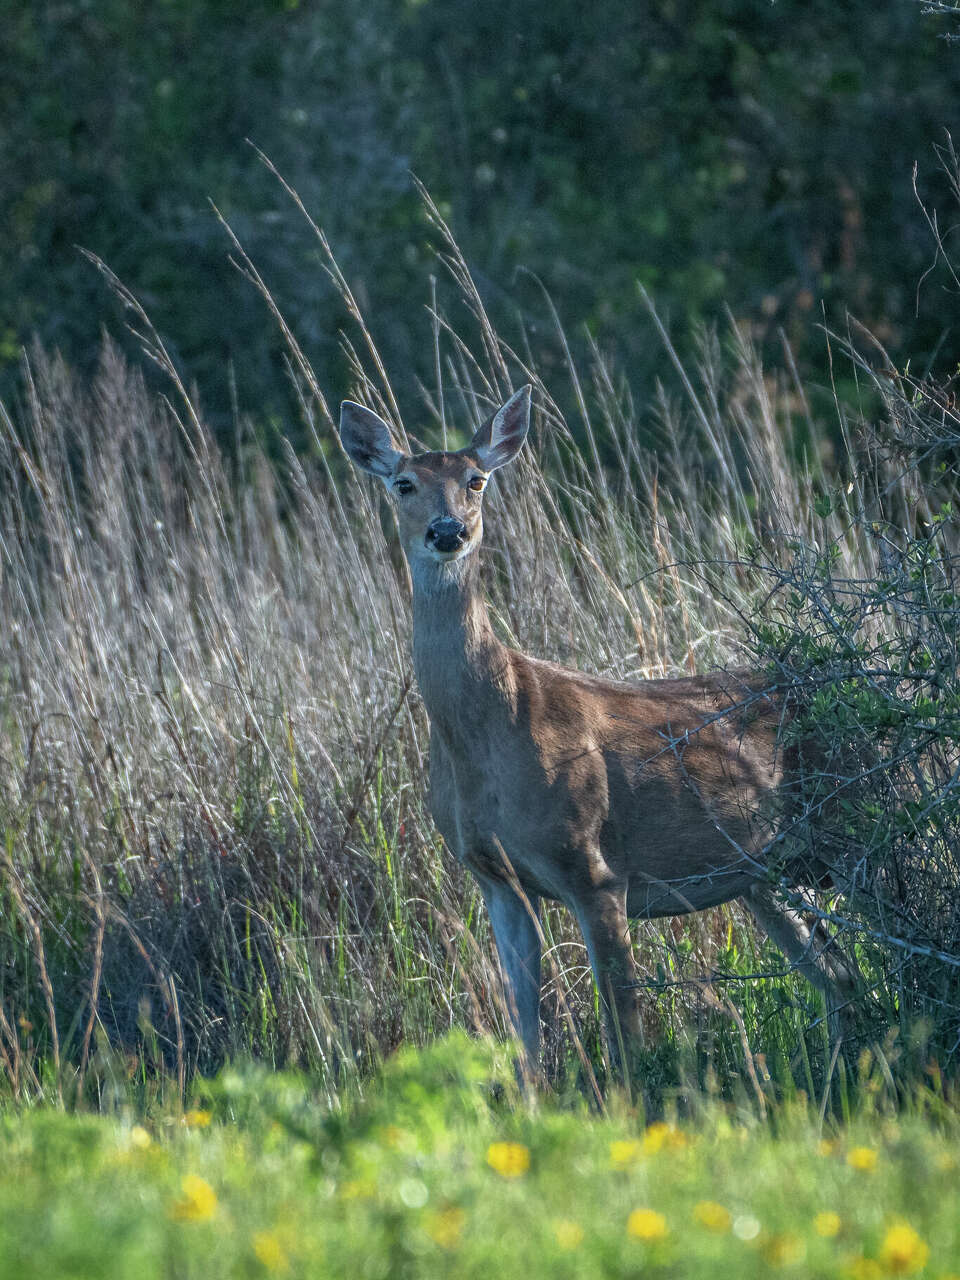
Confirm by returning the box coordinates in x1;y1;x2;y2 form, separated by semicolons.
0;1036;957;1279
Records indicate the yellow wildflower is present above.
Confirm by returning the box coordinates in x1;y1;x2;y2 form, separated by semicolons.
129;1125;151;1149
846;1257;883;1280
763;1233;807;1266
694;1201;731;1233
609;1139;642;1168
183;1109;212;1128
878;1222;929;1275
643;1121;687;1154
627;1208;669;1241
486;1142;530;1179
170;1174;218;1222
339;1178;376;1200
425;1207;466;1249
847;1146;878;1172
814;1211;842;1238
380;1125;411;1150
553;1220;584;1250
253;1231;289;1273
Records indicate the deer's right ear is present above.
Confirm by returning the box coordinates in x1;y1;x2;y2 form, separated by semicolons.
339;402;406;481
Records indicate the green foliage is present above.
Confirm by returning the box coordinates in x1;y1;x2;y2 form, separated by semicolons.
3;1;960;433
1;1037;959;1278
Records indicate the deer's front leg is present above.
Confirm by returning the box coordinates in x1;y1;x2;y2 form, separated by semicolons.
575;887;643;1076
478;875;542;1067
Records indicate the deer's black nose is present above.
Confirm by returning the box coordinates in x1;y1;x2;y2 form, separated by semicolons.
426;517;467;553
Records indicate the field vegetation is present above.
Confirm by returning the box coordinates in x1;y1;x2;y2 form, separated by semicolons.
2;1036;959;1278
2;183;959;1105
2;162;960;1272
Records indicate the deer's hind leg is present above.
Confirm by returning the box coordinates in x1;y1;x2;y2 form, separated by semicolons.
745;883;860;1038
575;886;643;1078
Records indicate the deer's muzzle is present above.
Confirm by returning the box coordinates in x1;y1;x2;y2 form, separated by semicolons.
425;517;468;554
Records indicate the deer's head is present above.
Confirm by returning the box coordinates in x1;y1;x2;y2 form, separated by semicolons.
339;386;531;567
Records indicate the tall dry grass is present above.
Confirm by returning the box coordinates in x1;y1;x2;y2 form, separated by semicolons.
0;197;954;1107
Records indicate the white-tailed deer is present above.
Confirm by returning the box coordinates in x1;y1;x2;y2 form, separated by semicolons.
339;386;855;1075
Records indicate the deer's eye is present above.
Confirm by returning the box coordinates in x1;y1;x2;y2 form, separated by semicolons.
467;476;486;492
394;477;415;495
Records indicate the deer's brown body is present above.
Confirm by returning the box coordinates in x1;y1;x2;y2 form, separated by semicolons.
340;386;852;1073
420;579;779;918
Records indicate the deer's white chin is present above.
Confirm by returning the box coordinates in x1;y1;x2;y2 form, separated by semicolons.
408;543;480;588
427;544;472;563
413;537;480;565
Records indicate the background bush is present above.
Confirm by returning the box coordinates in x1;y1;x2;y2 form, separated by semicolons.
749;357;960;1070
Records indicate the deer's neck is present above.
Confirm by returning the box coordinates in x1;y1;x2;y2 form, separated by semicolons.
410;553;509;734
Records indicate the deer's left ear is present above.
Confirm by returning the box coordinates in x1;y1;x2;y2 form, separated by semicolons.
468;385;531;472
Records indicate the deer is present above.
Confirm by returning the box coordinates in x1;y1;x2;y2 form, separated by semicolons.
338;384;856;1079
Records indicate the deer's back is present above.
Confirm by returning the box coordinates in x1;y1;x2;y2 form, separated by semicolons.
429;652;787;917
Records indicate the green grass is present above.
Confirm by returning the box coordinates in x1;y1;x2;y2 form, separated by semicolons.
2;1034;957;1279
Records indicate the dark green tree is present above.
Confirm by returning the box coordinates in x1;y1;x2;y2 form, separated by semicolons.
2;0;959;435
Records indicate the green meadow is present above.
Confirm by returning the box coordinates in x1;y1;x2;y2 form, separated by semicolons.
3;1036;958;1279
